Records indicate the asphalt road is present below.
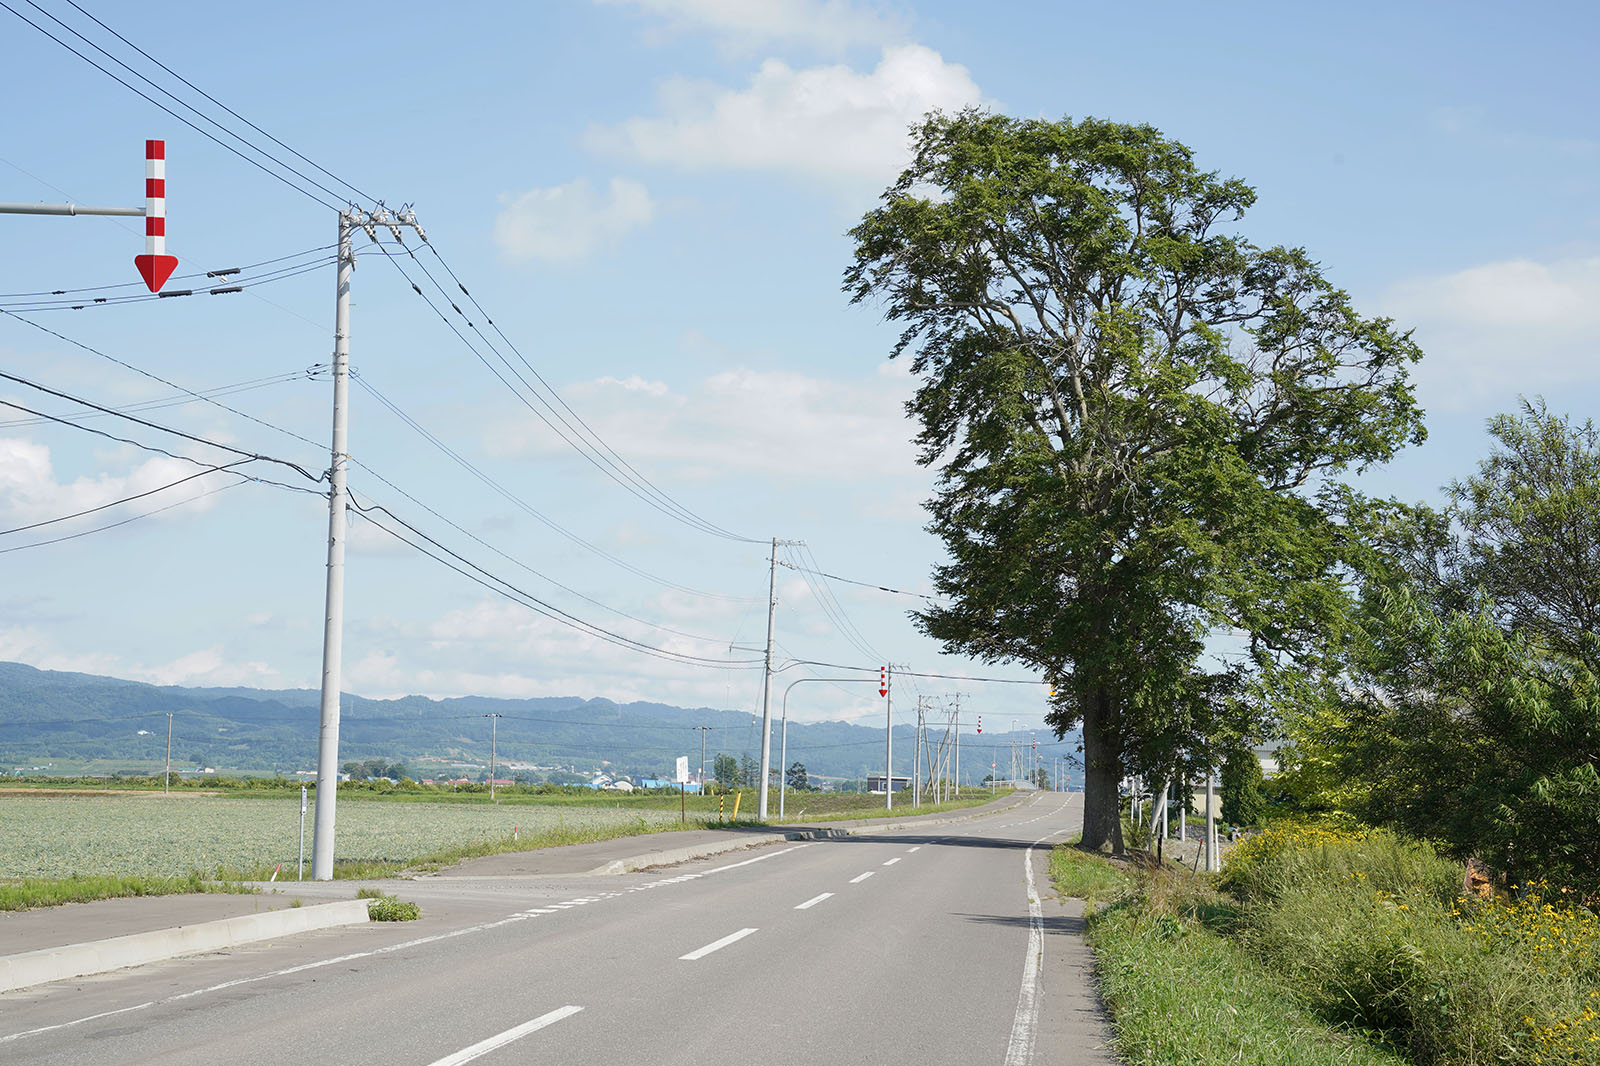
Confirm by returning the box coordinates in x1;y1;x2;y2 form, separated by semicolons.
1;792;1101;1065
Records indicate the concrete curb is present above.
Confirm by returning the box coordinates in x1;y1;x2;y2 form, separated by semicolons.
0;898;370;993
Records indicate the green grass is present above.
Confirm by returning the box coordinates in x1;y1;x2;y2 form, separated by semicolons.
0;873;255;911
1088;878;1408;1066
1049;839;1132;905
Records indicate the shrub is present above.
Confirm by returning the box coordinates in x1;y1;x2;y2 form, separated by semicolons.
366;895;420;921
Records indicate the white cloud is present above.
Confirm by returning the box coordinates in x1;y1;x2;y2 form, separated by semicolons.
585;44;983;184
493;177;655;263
596;0;906;52
0;438;232;533
1381;257;1600;403
486;364;922;482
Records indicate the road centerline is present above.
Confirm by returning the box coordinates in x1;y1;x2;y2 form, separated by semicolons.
794;892;834;910
882;857;901;866
680;927;759;961
425;1005;583;1066
849;871;874;884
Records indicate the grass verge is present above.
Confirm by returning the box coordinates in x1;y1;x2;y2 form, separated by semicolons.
1050;842;1405;1066
0;873;255;911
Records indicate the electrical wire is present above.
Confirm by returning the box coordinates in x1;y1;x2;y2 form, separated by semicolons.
0;255;336;312
1;2;344;210
376;244;761;546
0;244;339;299
59;0;377;205
1;309;330;457
415;242;762;545
0;364;322;483
775;557;936;601
353;373;759;605
0;475;255;554
0;458;253;535
0;368;317;428
347;492;767;672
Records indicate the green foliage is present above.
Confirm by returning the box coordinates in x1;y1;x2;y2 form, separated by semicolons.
1309;401;1600;901
354;886;385;899
785;761;809;791
365;895;420;921
712;753;740;790
843;110;1424;851
1218;823;1600;1065
1219;747;1268;828
1087;871;1405;1066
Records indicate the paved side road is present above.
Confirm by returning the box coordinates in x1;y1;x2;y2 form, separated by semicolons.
1;793;1117;1065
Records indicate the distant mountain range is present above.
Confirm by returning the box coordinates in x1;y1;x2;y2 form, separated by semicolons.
0;661;1082;786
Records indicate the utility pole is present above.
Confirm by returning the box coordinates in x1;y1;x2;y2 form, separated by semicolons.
310;206;424;881
758;538;778;820
695;725;711;792
164;713;173;795
486;713;502;800
952;693;960;796
913;697;923;807
885;665;894;811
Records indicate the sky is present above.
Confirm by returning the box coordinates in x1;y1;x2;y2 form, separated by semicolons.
1;0;1597;744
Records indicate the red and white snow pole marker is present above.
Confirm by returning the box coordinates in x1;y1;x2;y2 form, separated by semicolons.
133;139;178;292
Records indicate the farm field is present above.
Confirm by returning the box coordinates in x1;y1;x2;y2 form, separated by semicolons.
0;793;687;880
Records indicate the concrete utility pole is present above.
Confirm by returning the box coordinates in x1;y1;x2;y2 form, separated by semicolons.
952;694;960;796
695;725;711;791
310;206;424;881
1204;769;1219;872
487;713;502;800
164;713;173;795
756;537;803;820
913;697;923;806
885;665;894;810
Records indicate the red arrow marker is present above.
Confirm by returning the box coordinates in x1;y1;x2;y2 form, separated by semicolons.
134;140;178;292
135;253;178;292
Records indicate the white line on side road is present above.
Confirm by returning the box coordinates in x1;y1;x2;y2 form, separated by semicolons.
882;857;901;866
426;1005;583;1066
794;892;833;910
849;871;874;883
680;928;759;961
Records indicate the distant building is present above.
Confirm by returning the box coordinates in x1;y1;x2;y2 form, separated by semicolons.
865;775;911;794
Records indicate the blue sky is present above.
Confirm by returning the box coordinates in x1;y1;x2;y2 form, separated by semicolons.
1;0;1596;738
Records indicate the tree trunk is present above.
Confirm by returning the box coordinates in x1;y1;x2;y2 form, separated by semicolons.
1079;686;1124;855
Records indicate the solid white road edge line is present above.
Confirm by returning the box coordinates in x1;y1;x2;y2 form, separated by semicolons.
794;893;833;910
680;928;759;961
1004;827;1071;1066
849;871;874;884
425;1005;583;1066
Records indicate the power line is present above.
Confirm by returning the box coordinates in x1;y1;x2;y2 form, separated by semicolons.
0;253;337;311
377;244;761;545
1;1;343;210
0;475;255;554
0;368;316;428
776;556;937;601
353;372;759;605
59;0;376;204
0;458;252;535
347;492;767;672
1;309;330;458
417;241;762;545
0;363;322;483
0;243;339;299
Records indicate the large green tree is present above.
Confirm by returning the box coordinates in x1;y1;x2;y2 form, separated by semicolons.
845;111;1423;852
1326;401;1600;897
